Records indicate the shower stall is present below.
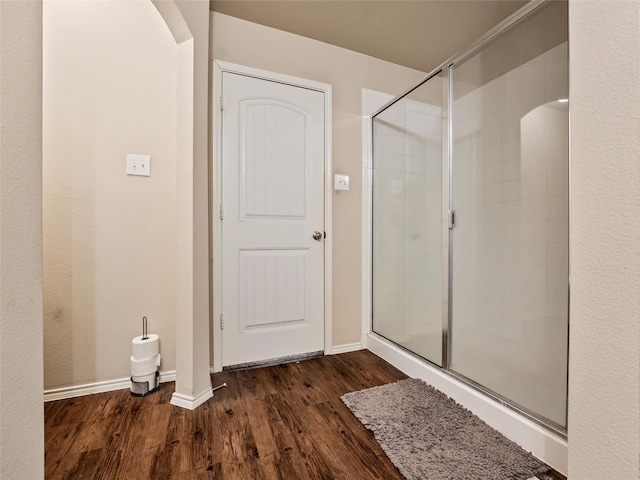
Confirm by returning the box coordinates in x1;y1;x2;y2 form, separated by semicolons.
370;0;568;439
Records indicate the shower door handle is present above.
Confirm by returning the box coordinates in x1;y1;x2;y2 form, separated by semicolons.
312;231;323;241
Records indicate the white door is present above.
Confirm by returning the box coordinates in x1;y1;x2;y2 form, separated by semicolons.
220;72;325;367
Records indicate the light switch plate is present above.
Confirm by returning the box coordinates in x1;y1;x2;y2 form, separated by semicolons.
335;174;349;191
127;154;150;177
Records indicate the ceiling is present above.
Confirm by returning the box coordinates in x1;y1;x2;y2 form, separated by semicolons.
209;0;529;73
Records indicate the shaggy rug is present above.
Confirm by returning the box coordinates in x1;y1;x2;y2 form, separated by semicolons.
341;378;549;480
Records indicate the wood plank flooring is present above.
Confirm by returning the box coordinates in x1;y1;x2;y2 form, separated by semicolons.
44;350;565;479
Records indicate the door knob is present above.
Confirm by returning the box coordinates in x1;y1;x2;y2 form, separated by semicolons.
312;231;323;241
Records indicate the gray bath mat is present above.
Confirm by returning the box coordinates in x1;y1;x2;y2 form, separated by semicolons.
341;378;549;480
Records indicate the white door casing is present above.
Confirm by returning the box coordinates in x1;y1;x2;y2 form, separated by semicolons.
212;62;333;371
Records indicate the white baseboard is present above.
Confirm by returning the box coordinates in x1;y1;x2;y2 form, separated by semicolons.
170;388;213;410
43;370;176;402
367;333;568;476
329;342;363;355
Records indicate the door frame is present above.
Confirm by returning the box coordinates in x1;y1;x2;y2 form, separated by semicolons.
211;60;333;372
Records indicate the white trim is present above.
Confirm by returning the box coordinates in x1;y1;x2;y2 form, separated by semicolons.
170;388;214;410
211;60;223;374
323;82;334;366
213;60;333;94
368;334;568;476
329;342;363;355
211;60;333;373
43;370;177;402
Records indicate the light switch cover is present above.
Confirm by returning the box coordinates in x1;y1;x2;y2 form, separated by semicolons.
335;174;350;191
127;154;151;176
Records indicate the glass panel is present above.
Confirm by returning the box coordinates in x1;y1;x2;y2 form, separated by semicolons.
372;72;445;366
450;2;568;427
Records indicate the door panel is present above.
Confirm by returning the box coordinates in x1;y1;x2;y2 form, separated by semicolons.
221;72;325;367
241;101;306;219
239;249;307;329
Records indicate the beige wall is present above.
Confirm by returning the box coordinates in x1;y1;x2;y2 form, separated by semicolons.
0;1;44;477
568;0;640;478
210;12;425;346
43;0;178;389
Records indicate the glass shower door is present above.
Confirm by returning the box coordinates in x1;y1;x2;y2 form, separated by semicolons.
449;1;569;428
372;72;445;366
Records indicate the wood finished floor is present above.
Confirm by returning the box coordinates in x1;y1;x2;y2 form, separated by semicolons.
45;350;566;479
